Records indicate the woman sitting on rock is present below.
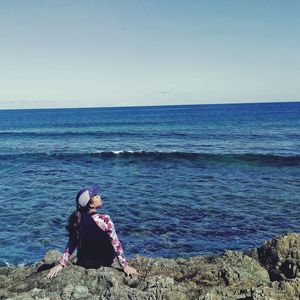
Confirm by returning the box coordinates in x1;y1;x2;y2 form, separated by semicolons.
47;185;139;278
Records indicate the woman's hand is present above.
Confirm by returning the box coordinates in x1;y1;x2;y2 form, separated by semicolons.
47;264;63;279
123;265;140;276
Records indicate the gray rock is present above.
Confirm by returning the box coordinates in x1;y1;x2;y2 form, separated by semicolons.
72;285;89;299
42;250;62;265
61;284;74;299
249;232;300;280
216;250;270;287
162;291;188;300
101;286;129;300
6;294;35;300
0;233;299;300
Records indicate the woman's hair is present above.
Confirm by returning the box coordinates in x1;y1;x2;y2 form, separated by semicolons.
66;199;93;242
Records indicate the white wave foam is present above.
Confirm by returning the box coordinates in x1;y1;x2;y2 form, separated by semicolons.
1;260;27;267
112;150;125;155
94;150;145;155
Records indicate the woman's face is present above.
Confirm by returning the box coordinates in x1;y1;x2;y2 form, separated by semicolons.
91;194;102;208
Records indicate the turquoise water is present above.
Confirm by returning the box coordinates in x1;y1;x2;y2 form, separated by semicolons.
0;102;299;266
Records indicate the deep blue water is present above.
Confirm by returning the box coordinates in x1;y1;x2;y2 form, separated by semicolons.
0;102;299;266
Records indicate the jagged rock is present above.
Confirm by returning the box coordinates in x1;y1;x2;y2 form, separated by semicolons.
41;250;62;265
72;285;90;299
216;250;269;287
248;232;300;280
0;233;299;300
162;291;188;300
248;278;300;300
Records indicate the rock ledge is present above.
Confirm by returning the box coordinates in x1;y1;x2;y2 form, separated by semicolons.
1;233;299;299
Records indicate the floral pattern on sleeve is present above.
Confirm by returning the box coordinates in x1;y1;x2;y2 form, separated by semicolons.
92;214;129;269
58;237;77;267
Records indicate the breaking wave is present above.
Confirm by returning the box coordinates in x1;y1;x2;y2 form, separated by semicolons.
1;150;299;166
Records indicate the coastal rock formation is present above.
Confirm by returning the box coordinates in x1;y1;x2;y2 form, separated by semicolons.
248;232;300;280
0;233;299;300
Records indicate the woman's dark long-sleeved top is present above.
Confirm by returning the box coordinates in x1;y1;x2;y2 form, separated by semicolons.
58;213;128;269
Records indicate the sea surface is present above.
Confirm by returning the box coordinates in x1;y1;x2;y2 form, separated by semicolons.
0;102;299;266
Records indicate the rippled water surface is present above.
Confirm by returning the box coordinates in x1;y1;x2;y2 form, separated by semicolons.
0;102;299;266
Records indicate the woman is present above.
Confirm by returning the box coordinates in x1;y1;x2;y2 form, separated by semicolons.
47;185;139;278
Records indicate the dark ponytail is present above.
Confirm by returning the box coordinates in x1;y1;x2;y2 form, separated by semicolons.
66;201;92;242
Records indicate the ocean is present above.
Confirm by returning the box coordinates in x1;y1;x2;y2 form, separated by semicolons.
0;102;299;267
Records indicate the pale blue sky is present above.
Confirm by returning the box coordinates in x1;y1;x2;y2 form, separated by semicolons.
0;0;299;109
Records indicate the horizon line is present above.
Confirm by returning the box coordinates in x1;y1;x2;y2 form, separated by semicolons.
0;99;299;111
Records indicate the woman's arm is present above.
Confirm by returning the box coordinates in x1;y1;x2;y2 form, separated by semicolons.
47;237;77;278
92;214;139;275
92;214;128;268
58;237;77;266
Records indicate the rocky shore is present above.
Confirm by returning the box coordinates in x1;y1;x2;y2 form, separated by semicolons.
0;232;299;300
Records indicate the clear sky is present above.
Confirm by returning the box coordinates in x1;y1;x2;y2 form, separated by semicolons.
0;0;299;109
